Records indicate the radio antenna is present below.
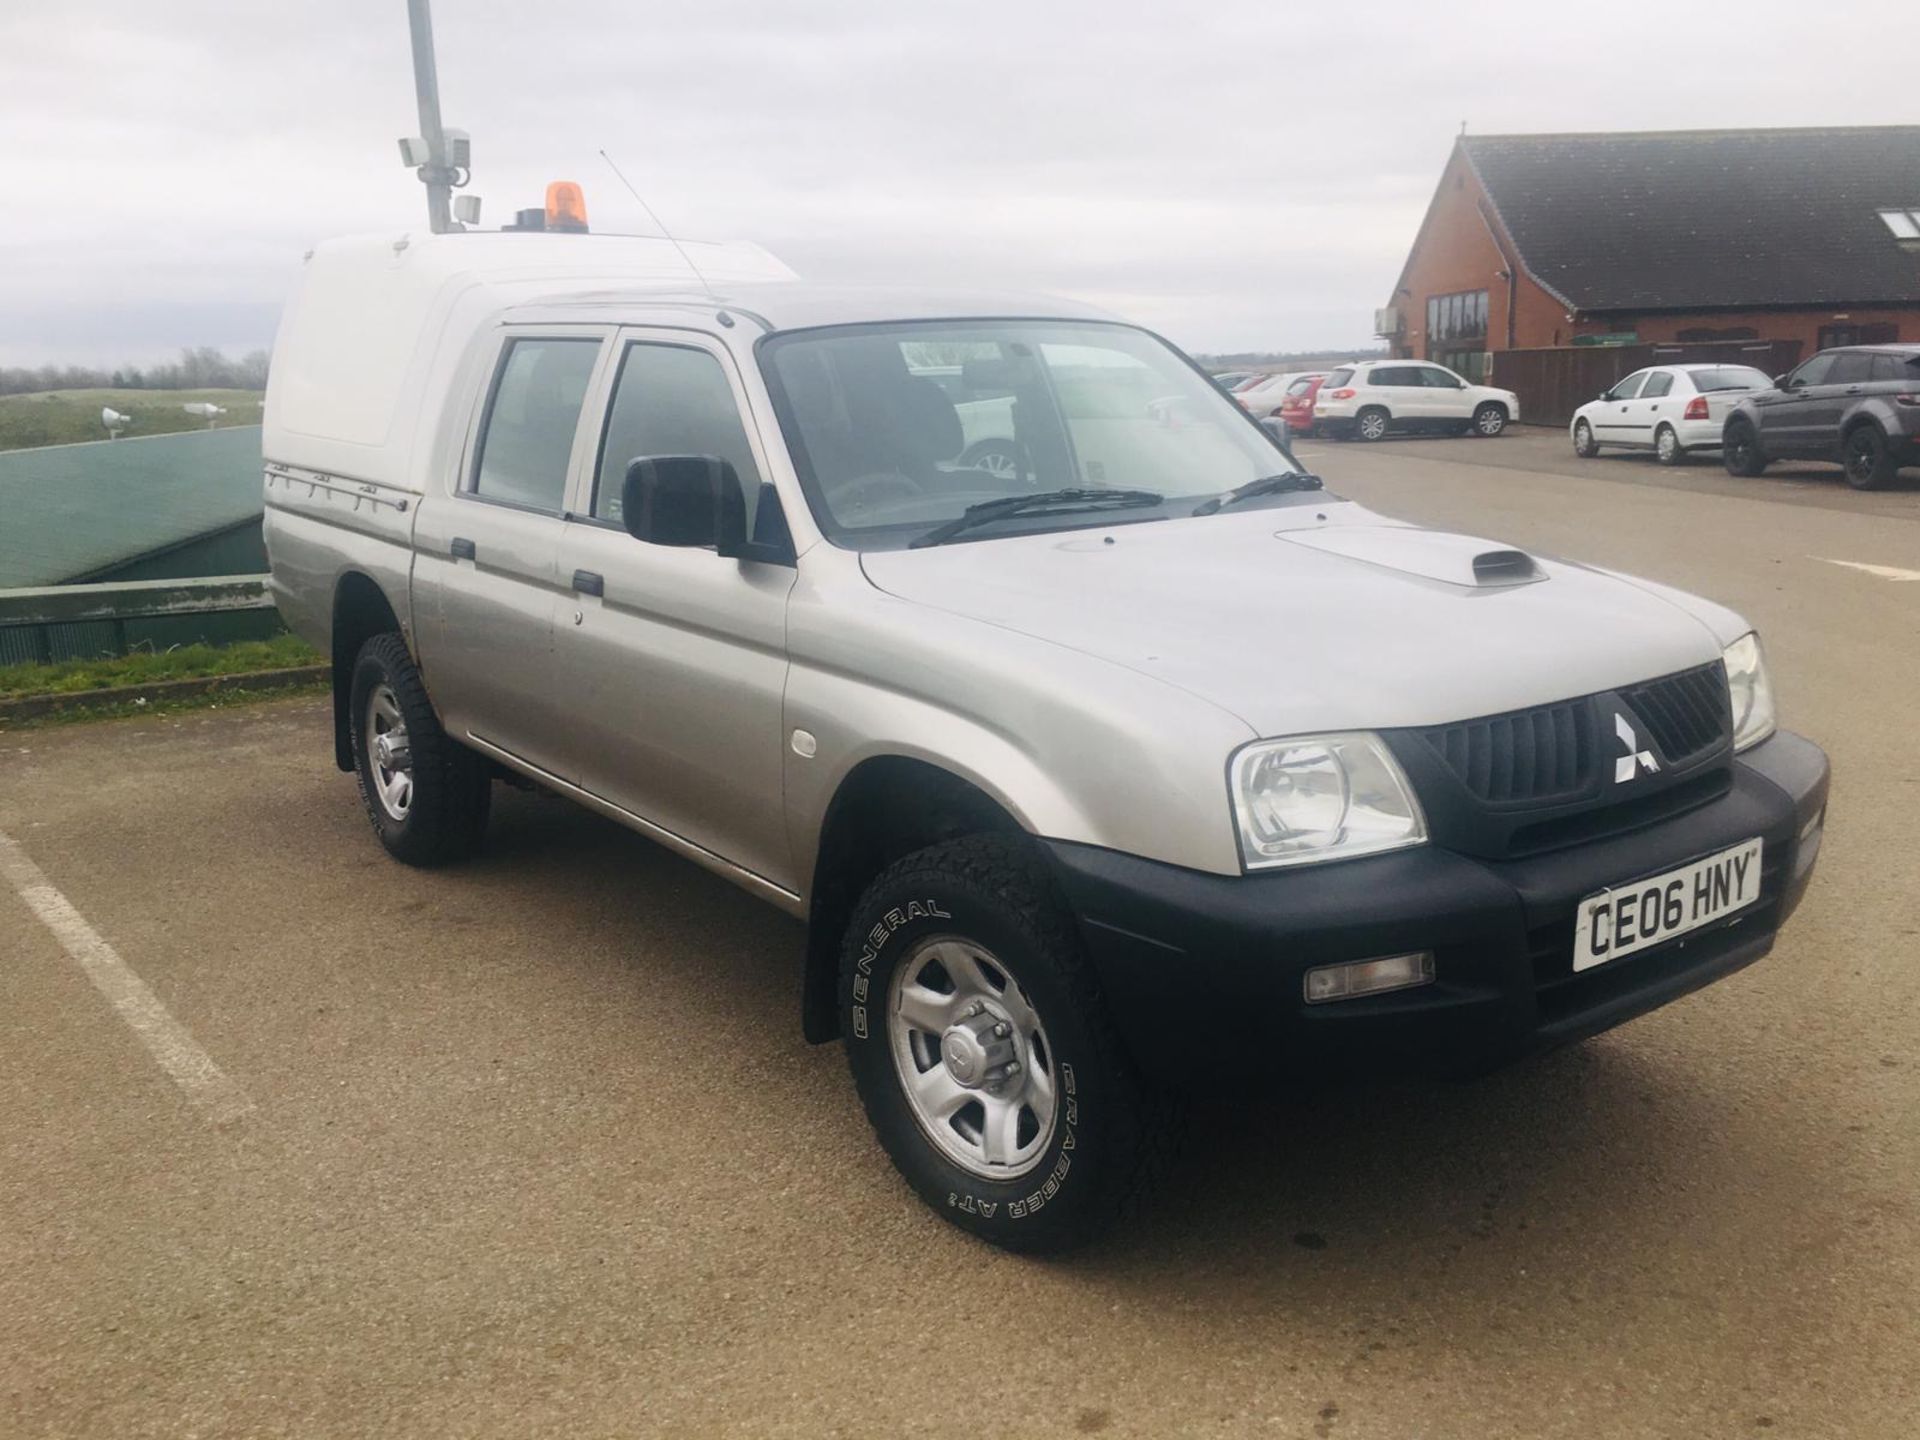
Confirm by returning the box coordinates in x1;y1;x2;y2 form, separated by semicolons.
598;149;719;301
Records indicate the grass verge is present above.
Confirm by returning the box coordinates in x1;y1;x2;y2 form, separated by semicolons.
0;634;321;699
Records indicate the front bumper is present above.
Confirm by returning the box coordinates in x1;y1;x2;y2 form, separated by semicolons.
1043;730;1828;1085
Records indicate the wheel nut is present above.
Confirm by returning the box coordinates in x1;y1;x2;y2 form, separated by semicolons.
993;1022;1010;1038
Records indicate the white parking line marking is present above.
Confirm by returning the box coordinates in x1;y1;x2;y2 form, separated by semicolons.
1812;557;1920;582
0;828;253;1126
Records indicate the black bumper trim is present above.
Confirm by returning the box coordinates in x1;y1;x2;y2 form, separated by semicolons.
1042;730;1829;1085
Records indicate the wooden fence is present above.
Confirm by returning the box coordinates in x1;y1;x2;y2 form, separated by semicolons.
1491;340;1804;427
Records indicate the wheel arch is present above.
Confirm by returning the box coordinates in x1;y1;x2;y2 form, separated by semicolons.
801;754;1028;1044
1840;410;1890;443
330;571;405;772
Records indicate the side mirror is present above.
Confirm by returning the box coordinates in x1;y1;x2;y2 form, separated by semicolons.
1776;374;1793;389
623;455;747;554
1260;415;1291;445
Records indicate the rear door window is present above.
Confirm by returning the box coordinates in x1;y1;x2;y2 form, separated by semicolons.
472;337;602;512
1641;371;1676;399
1826;352;1874;386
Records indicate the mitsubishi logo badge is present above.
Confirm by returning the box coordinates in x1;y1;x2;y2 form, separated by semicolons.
1614;712;1660;784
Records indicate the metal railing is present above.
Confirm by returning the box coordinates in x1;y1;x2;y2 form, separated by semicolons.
0;574;284;665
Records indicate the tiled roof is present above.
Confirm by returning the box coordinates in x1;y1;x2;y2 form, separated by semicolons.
1462;127;1920;312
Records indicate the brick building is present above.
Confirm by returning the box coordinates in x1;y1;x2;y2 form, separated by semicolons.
1378;126;1920;381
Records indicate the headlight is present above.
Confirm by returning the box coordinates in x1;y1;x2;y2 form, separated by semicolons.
1229;732;1426;870
1724;631;1776;753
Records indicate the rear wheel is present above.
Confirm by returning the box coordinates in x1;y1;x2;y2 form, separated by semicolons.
1355;407;1390;442
1842;424;1897;490
840;835;1174;1253
1654;424;1685;466
1572;419;1599;457
1723;421;1768;477
1472;403;1508;437
349;633;491;866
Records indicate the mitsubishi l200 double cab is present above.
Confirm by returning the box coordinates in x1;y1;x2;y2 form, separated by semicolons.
264;229;1829;1252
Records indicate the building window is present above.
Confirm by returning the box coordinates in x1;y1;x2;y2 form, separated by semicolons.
1426;290;1489;354
1819;322;1900;349
1435;349;1489;383
1877;209;1920;240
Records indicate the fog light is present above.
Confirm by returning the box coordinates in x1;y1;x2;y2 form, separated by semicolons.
1303;952;1435;1004
1794;807;1824;879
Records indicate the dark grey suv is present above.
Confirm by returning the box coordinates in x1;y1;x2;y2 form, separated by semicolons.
1722;345;1920;489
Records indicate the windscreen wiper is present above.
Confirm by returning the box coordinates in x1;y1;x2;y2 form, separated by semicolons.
1190;471;1323;516
909;488;1165;548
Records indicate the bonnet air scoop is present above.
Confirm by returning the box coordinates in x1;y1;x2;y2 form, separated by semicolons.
1470;549;1541;585
1277;526;1547;588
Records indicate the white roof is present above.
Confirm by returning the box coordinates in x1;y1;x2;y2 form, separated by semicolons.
264;231;1114;490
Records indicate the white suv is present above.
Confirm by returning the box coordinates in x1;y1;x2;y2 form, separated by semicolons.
1315;360;1519;441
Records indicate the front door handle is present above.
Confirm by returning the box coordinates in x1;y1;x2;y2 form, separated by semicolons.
451;536;476;561
572;569;605;597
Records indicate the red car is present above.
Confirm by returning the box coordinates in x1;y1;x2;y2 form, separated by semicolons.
1277;373;1326;435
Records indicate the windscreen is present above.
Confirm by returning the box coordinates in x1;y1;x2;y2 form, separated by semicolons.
1689;367;1772;393
760;320;1302;550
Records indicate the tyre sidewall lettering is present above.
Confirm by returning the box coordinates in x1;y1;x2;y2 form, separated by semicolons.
842;885;1096;1229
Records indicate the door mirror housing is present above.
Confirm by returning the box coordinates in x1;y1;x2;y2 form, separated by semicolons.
1260;415;1291;445
621;456;794;565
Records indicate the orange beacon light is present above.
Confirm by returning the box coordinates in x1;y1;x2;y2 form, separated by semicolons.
545;181;589;233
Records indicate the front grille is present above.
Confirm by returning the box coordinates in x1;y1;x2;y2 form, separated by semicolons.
1420;700;1595;806
1621;662;1731;767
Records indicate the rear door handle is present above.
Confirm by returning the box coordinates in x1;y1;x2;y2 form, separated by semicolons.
572;569;605;597
450;536;476;560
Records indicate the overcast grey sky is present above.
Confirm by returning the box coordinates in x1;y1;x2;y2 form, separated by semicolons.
2;0;1912;367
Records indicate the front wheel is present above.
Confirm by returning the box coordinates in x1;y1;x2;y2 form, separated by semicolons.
840;836;1173;1253
1723;422;1768;477
1842;424;1897;490
1572;419;1599;457
1654;424;1686;466
348;633;491;866
1472;403;1508;437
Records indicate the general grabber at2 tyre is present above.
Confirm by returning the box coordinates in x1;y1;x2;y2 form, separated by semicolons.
348;632;492;867
839;835;1174;1253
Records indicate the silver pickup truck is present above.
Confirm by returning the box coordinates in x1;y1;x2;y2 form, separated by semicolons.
265;229;1829;1252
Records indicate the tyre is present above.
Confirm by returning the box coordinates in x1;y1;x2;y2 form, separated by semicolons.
1654;424;1685;466
1355;407;1390;442
1572;419;1599;458
1471;403;1508;437
1722;421;1768;477
839;835;1173;1253
1842;424;1897;490
348;633;491;866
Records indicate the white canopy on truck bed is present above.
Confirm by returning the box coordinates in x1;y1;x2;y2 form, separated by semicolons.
264;231;795;492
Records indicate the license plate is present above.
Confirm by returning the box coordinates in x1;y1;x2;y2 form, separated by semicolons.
1572;838;1764;972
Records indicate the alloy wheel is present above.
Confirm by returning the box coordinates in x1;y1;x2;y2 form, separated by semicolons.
886;935;1059;1180
365;683;414;821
